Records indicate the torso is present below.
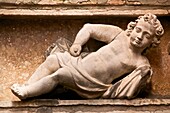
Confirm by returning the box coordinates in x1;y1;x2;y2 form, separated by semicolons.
81;31;148;84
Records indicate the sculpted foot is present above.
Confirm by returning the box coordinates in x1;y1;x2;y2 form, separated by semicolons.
11;84;28;100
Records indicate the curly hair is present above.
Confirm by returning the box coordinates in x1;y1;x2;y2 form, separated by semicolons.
126;13;164;47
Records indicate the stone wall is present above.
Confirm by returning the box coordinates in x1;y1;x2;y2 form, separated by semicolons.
0;0;170;101
0;0;170;5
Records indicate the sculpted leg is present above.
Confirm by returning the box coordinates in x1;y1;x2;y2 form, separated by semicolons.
27;54;60;84
11;69;65;100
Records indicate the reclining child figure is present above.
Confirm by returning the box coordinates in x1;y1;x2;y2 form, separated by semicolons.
11;13;164;100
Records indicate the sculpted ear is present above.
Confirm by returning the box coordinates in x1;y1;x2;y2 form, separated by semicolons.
151;37;161;47
127;21;136;30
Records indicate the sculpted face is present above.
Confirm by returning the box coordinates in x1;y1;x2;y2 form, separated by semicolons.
130;21;155;49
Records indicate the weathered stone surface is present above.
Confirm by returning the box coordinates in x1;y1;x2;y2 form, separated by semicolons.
0;0;41;4
108;0;125;5
17;0;41;4
0;7;169;17
127;0;170;5
0;0;17;4
0;0;169;5
38;0;62;5
36;107;52;113
97;0;108;4
0;16;170;101
0;99;169;112
0;0;125;5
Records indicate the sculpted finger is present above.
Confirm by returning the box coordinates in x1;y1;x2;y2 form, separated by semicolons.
70;47;75;56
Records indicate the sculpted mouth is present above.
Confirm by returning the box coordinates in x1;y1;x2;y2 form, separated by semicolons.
134;39;141;44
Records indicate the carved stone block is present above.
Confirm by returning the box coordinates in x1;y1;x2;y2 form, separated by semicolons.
127;0;170;5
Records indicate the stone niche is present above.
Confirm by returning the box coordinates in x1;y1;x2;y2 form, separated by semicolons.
0;15;170;101
0;1;170;112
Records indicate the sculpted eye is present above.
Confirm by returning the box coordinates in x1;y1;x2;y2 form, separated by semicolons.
144;34;151;39
135;27;141;33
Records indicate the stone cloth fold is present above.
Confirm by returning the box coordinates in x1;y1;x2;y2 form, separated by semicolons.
102;65;152;99
55;51;111;98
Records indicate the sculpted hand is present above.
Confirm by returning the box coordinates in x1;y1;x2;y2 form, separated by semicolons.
70;44;82;57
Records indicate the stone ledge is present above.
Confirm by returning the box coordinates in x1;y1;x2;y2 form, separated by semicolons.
0;6;170;18
0;99;170;108
0;0;126;5
0;0;170;5
0;99;170;112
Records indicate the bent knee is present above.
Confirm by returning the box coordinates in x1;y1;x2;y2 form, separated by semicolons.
44;54;60;71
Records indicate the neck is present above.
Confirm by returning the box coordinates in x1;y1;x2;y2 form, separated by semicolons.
129;44;143;55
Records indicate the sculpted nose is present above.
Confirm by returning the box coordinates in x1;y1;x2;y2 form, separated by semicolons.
137;33;143;41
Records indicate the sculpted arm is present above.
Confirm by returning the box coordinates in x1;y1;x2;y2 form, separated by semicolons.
70;23;122;56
